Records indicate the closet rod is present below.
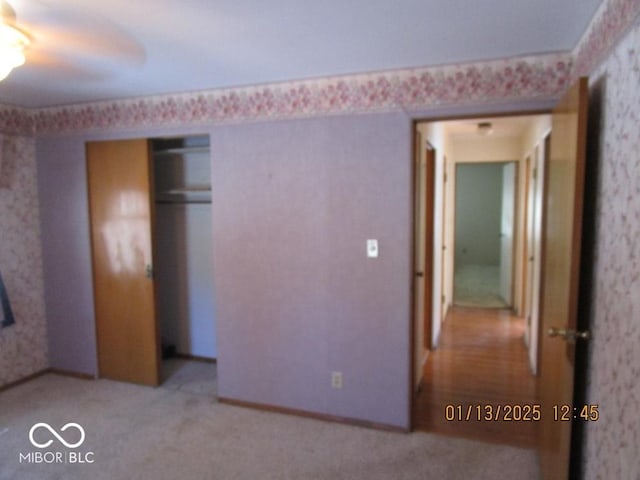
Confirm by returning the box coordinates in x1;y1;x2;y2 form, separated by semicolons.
155;199;212;205
153;146;210;156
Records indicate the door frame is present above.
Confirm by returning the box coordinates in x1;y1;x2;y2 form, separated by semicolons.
521;154;532;317
440;154;448;326
507;160;519;310
423;144;436;350
88;134;215;386
410;102;590;477
410;133;437;391
409;109;552;431
535;134;552;374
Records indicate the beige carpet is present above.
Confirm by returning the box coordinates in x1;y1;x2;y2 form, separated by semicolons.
0;373;540;480
161;358;217;397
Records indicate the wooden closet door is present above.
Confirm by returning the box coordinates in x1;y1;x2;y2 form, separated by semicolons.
87;139;160;386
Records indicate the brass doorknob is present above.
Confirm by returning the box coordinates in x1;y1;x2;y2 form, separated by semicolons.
547;326;590;343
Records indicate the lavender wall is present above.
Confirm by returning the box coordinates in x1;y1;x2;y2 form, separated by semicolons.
211;113;412;427
35;114;413;428
36;137;97;375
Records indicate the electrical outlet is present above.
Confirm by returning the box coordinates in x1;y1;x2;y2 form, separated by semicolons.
331;371;343;389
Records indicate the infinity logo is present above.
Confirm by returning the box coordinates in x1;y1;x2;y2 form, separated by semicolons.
29;423;86;449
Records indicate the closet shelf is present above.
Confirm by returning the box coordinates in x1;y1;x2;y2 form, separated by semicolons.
155;187;211;204
157;186;211;195
153;146;210;156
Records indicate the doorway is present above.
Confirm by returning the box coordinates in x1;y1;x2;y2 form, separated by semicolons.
453;161;516;309
413;113;551;447
152;136;218;393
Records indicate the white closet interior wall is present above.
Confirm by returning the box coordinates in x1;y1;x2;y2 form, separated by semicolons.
153;136;216;359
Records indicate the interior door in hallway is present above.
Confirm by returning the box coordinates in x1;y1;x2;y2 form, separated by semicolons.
87;139;160;386
413;134;436;388
440;155;449;321
422;146;435;349
499;162;515;305
539;77;589;479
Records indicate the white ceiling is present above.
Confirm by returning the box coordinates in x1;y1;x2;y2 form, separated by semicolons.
445;115;544;140
0;0;602;108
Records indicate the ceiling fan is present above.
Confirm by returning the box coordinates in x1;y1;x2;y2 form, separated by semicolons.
0;0;145;83
0;0;30;81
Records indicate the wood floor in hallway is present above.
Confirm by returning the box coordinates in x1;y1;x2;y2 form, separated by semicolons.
414;307;538;448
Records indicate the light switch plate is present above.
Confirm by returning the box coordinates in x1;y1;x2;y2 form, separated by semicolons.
367;239;378;258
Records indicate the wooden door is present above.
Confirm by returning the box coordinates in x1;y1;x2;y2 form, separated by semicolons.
539;78;589;479
499;162;516;305
423;146;435;349
440;155;448;322
522;155;532;319
87;139;160;386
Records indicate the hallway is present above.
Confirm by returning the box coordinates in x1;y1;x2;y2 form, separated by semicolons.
414;307;538;448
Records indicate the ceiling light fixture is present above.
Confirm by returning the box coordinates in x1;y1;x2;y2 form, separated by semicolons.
477;122;493;136
0;1;30;82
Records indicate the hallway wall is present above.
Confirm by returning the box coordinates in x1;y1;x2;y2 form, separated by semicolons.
519;117;551;372
416;122;453;350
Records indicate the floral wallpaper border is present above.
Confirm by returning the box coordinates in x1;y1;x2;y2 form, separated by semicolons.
29;52;571;135
573;0;640;77
0;106;34;136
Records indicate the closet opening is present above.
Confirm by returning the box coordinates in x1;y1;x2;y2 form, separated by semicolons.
151;135;217;396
